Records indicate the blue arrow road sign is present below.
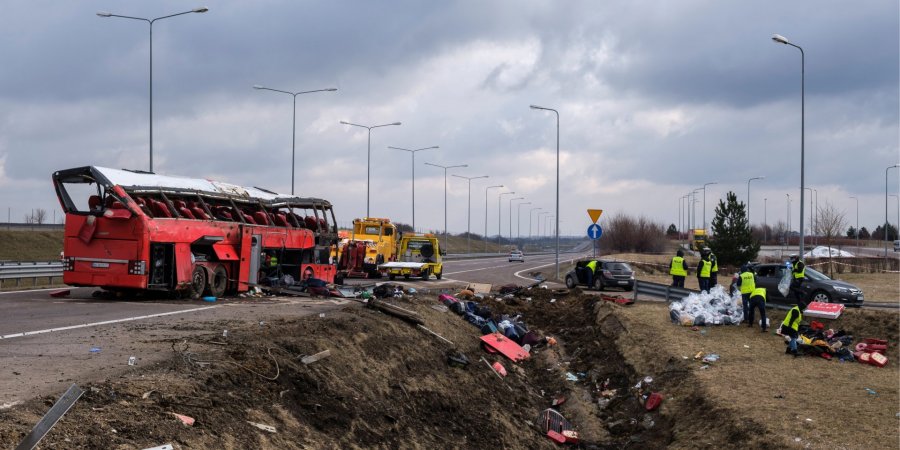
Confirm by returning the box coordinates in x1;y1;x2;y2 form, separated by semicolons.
587;223;602;240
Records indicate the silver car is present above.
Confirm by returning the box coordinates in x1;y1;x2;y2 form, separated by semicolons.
508;250;525;262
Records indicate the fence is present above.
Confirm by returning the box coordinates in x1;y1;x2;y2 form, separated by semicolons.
0;261;64;288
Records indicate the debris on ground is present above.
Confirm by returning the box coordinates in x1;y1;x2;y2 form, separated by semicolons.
668;285;743;326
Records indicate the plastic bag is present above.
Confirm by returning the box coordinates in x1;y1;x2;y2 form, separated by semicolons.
777;261;791;297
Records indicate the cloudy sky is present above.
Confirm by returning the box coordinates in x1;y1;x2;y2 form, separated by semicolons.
1;0;897;238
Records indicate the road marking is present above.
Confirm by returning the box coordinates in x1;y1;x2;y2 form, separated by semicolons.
0;305;219;340
0;287;68;295
513;256;582;282
443;255;560;276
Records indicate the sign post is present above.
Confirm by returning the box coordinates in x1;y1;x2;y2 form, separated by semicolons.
587;209;603;258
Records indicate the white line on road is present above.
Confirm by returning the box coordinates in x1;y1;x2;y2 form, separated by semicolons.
513;256;582;282
0;305;219;340
0;287;68;295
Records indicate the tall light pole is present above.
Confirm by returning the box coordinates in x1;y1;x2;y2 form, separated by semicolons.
786;193;791;247
747;176;764;227
691;188;703;231
538;212;549;240
97;7;209;173
253;85;337;195
530;207;542;239
545;215;554;239
849;196;859;254
530;104;561;279
484;185;503;251
389;146;438;231
885;164;900;256
509;197;525;247
764;198;768;243
498;192;515;246
453;174;489;254
702;182;717;230
424;162;467;238
804;187;815;241
340;121;402;217
772;33;806;258
516;202;531;239
891;195;900;242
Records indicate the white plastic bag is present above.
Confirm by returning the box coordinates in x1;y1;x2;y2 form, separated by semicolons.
777;262;791;297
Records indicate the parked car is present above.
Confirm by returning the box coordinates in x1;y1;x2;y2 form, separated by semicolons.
508;250;525;262
565;260;635;291
730;263;864;306
893;240;899;252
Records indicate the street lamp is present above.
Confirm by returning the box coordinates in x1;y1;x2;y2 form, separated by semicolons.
772;33;806;258
484;185;503;251
691;188;703;231
389;146;438;231
786;193;791;247
340;121;402;217
702;182;717;230
508;197;525;247
516;202;531;239
538;212;550;240
498;192;515;247
530;104;561;279
885;164;900;256
424;162;467;238
545;215;554;238
849;196;859;254
747;176;764;227
97;7;209;173
452;174;489;254
529;207;542;239
253;85;337;195
764;197;768;243
891;195;900;242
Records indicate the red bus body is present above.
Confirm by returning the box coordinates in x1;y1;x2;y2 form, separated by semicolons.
52;166;338;297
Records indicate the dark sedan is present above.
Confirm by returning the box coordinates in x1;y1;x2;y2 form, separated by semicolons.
565;260;635;291
730;263;864;306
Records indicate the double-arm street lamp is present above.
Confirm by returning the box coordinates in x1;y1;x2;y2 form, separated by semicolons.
530;104;561;279
97;7;209;173
747;176;765;227
452;174;489;254
254;85;337;194
425;162;467;237
484;185;504;251
772;33;806;258
508;197;525;245
886;164;900;256
497;192;515;246
389;146;438;231
340;121;402;217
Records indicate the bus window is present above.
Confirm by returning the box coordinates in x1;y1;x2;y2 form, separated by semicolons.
58;180;102;213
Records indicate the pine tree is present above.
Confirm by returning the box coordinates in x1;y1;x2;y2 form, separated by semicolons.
709;191;760;266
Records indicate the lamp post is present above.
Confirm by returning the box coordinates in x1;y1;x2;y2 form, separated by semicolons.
786;193;791;247
691;188;703;231
530;104;561;279
885;164;900;256
538;212;549;240
804;187;816;242
340;121;402;217
849;196;858;254
424;162;467;238
772;33;806;258
509;197;525;247
529;207;542;239
764;198;768;243
389;146;438;231
545;215;554;239
516;202;531;239
747;176;764;227
484;185;503;251
498;192;515;247
253;85;337;194
891;195;900;242
702;182;717;230
452;174;489;254
97;7;209;173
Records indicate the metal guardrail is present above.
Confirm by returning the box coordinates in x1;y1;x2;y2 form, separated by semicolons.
632;280;697;303
0;261;64;287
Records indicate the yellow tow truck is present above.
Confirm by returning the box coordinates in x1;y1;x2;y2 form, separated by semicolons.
378;233;443;280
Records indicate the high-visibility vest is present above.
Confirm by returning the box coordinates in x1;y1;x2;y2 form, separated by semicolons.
710;254;718;272
750;287;767;302
782;306;802;331
269;256;279;267
670;256;687;276
699;260;711;278
739;272;756;294
792;261;805;279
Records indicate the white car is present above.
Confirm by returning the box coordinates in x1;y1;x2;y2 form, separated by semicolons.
508;251;525;262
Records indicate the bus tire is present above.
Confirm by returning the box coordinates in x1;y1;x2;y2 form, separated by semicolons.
189;266;207;299
207;265;228;298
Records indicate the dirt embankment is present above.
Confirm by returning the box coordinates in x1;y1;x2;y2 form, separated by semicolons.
0;287;895;449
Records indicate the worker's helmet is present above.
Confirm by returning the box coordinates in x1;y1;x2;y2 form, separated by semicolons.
676;249;684;257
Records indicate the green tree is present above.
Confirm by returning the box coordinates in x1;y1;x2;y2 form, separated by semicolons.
846;226;856;238
666;224;678;237
709;191;760;266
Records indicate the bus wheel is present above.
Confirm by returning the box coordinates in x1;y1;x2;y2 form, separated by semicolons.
206;265;227;298
189;266;207;299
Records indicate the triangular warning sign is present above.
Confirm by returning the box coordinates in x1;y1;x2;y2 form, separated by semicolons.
587;209;603;223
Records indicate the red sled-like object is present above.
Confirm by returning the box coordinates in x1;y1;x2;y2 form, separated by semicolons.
600;294;634;306
546;430;567;444
803;302;844;319
481;333;530;362
863;338;888;345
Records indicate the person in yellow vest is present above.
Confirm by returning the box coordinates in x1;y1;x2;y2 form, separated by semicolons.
696;250;711;292
748;286;768;332
779;303;804;356
707;248;719;287
789;254;807;305
585;260;599;290
736;264;756;323
669;249;688;287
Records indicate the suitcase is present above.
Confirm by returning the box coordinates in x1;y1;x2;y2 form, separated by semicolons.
868;352;888;368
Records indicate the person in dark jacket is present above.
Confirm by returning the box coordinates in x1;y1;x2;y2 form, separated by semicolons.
748;287;768;332
789;254;807;305
706;248;719;287
736;264;756;323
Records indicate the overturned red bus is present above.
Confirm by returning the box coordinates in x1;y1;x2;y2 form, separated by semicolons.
52;166;338;297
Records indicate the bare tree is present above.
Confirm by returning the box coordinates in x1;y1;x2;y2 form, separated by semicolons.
816;201;847;277
34;208;47;225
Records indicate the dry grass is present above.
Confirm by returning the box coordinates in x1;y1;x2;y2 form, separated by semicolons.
0;230;64;261
614;302;900;449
